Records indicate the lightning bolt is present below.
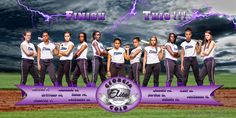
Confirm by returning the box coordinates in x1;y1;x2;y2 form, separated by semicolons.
16;0;66;22
17;0;235;31
178;0;236;29
112;0;138;32
17;0;140;31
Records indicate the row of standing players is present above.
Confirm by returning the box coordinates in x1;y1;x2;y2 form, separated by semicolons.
20;28;216;89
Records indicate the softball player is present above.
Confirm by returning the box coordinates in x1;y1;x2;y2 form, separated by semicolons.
71;32;90;87
91;31;107;87
37;32;59;86
107;38;129;78
180;28;202;86
20;31;40;96
127;37;142;86
57;32;74;86
142;36;164;87
199;30;216;86
164;33;183;87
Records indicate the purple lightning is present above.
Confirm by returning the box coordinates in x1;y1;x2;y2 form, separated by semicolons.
178;0;236;29
112;0;138;32
16;0;65;22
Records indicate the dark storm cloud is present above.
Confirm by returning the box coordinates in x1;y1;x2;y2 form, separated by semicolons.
215;51;233;57
176;16;236;40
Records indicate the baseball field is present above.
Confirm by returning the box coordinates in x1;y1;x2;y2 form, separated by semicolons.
0;72;235;118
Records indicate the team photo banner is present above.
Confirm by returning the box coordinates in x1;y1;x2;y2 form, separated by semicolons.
16;84;222;106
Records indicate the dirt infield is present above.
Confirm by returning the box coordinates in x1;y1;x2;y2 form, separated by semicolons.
0;89;235;112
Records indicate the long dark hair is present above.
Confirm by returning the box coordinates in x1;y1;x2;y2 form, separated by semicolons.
204;30;213;50
92;30;100;41
167;33;177;43
79;32;87;42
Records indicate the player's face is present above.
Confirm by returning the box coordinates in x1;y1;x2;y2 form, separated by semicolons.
42;33;49;42
64;33;70;42
133;39;139;48
150;37;157;46
205;33;211;41
24;32;31;42
79;33;85;42
95;32;101;40
185;31;192;41
170;34;175;43
114;40;121;49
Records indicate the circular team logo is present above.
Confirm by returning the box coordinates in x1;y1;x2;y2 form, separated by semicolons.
96;77;141;113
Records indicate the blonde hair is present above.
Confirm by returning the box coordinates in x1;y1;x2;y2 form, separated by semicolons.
149;35;158;46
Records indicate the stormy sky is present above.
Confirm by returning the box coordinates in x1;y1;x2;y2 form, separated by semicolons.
0;0;236;72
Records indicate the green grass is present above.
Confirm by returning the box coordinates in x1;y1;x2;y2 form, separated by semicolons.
0;108;236;118
0;72;235;117
0;72;235;89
